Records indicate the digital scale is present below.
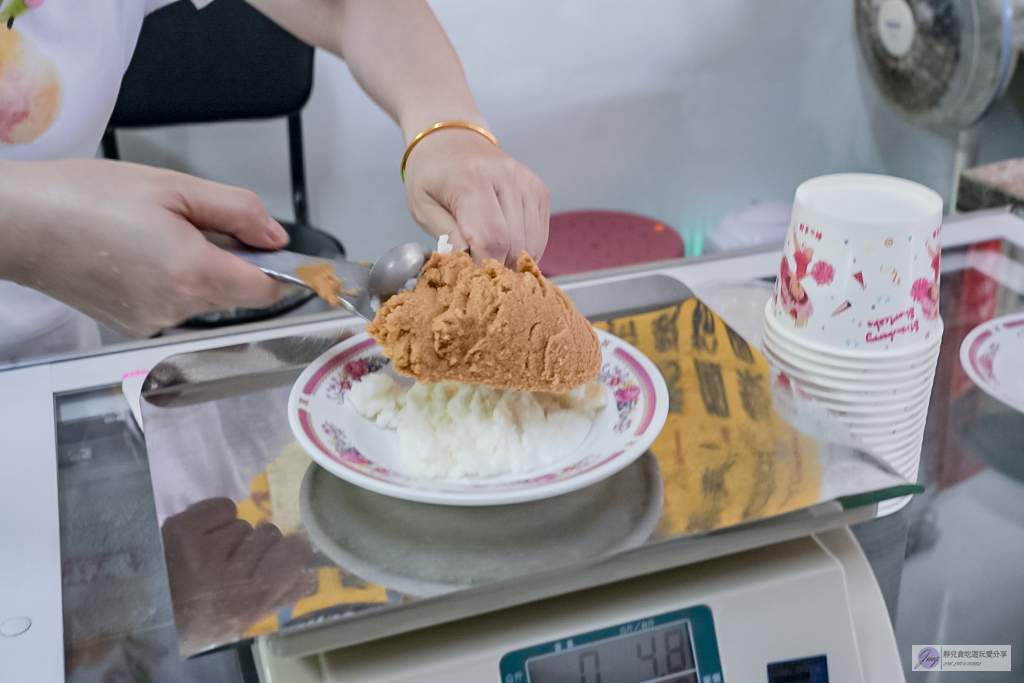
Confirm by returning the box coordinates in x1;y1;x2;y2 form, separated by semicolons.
253;527;901;683
28;205;1024;683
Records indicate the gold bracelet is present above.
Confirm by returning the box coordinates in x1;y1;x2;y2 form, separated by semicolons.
400;121;499;181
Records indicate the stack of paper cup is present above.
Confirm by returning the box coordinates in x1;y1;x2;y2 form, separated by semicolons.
761;174;944;514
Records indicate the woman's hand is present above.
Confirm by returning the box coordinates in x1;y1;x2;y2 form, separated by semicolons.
402;128;550;269
0;159;289;337
249;0;552;268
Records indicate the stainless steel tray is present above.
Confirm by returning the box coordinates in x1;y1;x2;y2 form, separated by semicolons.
139;274;917;658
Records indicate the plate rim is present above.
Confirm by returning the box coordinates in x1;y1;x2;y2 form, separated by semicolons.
287;328;670;505
960;312;1024;413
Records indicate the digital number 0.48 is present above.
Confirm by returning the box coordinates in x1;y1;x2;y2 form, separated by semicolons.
577;627;689;683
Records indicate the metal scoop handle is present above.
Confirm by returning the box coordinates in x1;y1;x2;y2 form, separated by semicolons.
229;243;431;321
228;249;374;320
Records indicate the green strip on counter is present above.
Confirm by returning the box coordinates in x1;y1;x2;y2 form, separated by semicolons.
838;485;925;510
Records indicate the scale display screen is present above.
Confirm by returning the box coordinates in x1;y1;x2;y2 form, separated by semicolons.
527;619;695;682
499;605;722;683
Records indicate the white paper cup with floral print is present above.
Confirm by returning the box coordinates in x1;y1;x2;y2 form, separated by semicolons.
770;174;943;351
764;305;943;365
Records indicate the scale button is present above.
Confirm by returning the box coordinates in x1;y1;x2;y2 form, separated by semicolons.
0;616;32;638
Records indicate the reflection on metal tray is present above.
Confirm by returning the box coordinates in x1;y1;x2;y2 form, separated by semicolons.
141;330;355;406
955;387;1024;483
139;276;917;659
299;453;663;599
573;274;695;321
56;389;253;681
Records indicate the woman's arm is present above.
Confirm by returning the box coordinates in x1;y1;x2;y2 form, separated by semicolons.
0;159;289;337
247;0;550;267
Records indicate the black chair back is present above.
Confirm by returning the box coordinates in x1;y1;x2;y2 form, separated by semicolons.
110;0;314;127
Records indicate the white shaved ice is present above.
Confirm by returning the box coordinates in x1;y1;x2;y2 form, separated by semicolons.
347;375;607;478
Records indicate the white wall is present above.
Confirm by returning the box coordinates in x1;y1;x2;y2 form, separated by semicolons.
116;0;1024;262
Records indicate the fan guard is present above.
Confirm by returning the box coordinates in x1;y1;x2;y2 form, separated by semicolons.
855;0;1017;130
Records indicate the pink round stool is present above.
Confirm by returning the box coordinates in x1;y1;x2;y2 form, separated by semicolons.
539;210;685;277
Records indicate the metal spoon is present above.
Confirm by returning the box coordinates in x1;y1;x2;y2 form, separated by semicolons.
229;243;430;321
367;242;429;303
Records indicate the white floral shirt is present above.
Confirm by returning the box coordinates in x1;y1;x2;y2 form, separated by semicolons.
0;0;210;362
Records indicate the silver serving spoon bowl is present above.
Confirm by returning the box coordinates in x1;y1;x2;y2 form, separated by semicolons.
229;243;430;321
368;242;429;303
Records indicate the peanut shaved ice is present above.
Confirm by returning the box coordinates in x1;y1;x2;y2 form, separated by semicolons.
366;250;601;394
347;373;607;478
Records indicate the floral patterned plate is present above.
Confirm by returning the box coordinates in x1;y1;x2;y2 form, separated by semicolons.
287;330;669;505
960;313;1024;415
